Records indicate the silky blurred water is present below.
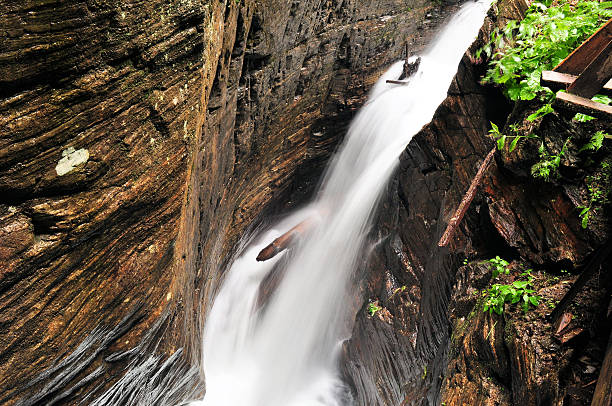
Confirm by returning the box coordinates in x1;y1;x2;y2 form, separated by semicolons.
193;2;493;405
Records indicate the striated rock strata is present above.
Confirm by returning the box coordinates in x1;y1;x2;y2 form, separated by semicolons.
342;0;612;404
0;0;451;403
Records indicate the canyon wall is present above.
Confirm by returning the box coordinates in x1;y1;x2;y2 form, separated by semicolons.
342;0;612;404
0;0;447;403
4;0;608;404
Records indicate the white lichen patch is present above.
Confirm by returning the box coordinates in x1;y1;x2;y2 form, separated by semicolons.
55;147;89;176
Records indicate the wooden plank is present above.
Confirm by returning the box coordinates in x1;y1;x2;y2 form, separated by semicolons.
555;19;612;75
567;39;612;98
386;79;409;85
256;218;314;261
591;328;612;406
438;147;496;247
541;70;612;96
554;91;612;121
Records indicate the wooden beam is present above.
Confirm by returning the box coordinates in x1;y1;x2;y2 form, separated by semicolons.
554;91;612;121
386;79;409;85
438;147;496;247
256;218;314;261
541;70;612;96
554;19;612;75
548;239;612;325
567;39;612;98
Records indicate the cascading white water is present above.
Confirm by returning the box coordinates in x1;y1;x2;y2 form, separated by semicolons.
193;2;493;405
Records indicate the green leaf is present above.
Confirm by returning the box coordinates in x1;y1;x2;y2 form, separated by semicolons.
527;104;554;121
592;94;612;105
519;87;537;100
497;134;507;151
509;136;520;152
581;211;589;228
579;131;606;152
513;280;529;289
574;113;595;122
507;86;521;100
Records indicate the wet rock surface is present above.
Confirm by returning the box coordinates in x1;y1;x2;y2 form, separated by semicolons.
342;0;612;404
0;0;448;403
3;0;610;404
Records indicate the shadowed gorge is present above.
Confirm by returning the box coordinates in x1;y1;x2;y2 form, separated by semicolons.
1;0;611;405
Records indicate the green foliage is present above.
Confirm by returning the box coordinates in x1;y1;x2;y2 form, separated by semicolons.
527;103;554;122
389;285;406;300
483;270;540;315
479;1;612;101
489;121;537;152
367;302;382;316
487;256;510;279
579;160;612;228
578;206;591;229
574;95;612;122
531;137;570;181
579;130;607;153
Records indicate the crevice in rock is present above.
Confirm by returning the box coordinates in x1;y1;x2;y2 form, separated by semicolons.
147;105;172;139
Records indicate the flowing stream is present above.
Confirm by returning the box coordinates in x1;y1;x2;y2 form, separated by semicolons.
193;2;492;405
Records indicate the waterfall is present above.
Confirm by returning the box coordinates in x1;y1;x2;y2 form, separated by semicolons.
192;2;492;405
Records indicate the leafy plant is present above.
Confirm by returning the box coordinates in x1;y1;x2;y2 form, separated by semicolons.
578;206;591;229
389;285;406;300
527;103;554;122
483;270;540;315
487;256;510;279
489;121;537;152
367;302;382;316
579;130;607;153
578;160;611;228
479;1;612;101
531;137;571;181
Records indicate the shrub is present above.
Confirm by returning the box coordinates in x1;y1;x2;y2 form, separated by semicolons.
479;1;612;101
483;270;540;315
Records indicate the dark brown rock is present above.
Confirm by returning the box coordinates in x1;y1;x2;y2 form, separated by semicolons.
343;0;611;404
0;0;447;403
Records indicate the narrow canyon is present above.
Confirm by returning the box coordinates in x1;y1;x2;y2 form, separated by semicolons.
1;0;610;405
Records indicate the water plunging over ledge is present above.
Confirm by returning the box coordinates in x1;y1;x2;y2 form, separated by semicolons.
193;2;493;405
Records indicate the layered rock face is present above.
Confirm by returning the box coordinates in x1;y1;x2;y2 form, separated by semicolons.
5;0;608;404
343;0;612;404
0;0;445;403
